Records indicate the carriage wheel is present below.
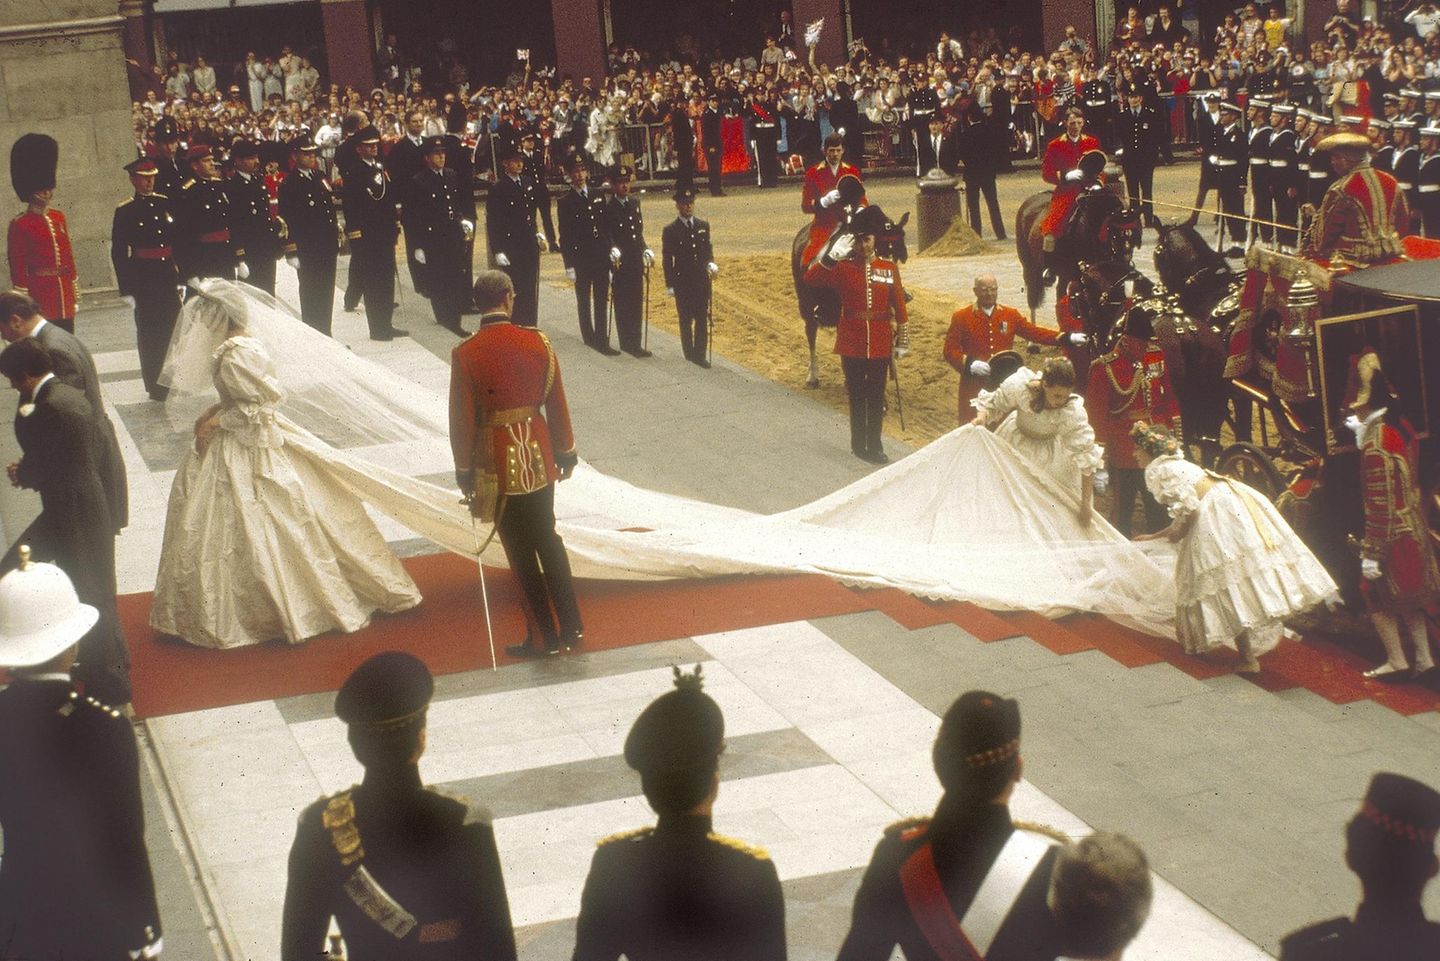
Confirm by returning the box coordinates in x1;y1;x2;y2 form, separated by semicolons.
1216;443;1285;500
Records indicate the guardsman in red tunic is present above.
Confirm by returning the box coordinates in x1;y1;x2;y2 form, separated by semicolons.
804;206;908;465
1038;108;1103;274
800;132;865;266
450;270;582;659
1302;133;1410;268
1086;308;1181;537
943;274;1084;422
1342;352;1440;686
7;134;78;333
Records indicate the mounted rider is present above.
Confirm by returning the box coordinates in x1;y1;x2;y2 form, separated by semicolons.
800;132;866;267
1039;107;1104;283
1301;132;1411;269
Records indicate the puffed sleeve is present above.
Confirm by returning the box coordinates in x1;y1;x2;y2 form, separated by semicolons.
972;367;1031;426
215;338;285;443
1145;456;1201;519
1059;396;1105;477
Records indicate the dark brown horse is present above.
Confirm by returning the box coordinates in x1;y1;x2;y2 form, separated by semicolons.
1016;179;1139;316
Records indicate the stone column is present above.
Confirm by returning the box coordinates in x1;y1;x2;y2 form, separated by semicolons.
552;0;605;83
322;0;374;93
790;0;845;67
117;0;154;102
1043;0;1101;54
0;1;135;292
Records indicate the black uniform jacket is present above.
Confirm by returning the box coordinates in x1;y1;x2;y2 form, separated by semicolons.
662;216;714;291
277;168;339;254
557;186;611;269
485;174;543;262
111;191;180;295
1280;903;1440;961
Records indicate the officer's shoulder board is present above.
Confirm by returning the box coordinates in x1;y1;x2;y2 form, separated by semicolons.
431;786;493;826
182;179;197;190
597;825;654;847
1278;917;1350;958
117;197;135;208
1014;819;1070;845
62;689;123;719
884;815;931;838
707;831;770;861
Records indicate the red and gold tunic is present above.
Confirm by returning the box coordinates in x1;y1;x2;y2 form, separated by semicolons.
449;318;576;496
804;256;908;359
1359;420;1440;612
800;161;864;265
1039;133;1102;237
943;303;1064;420
7;208;77;321
1302;163;1408;268
1086;335;1181;469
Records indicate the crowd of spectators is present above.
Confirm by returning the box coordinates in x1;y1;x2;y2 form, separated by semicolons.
127;1;1440;186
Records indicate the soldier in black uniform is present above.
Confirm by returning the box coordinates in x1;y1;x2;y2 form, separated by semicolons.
1306;113;1339;206
661;186;718;367
1279;772;1440;961
572;666;786;960
1078;69;1113;150
1391;119;1421;230
278;138;340;334
557;151;620;354
111;158;181;399
702;93;726;197
1370;118;1395;176
1418;126;1440;237
336;110;369;313
836;690;1066;960
1215;102;1249;246
281;651;517;961
517;128;557;250
174;144;240;284
748;88;783;188
389;110;430;297
1186;93;1224;226
1246;98;1273;244
486;142;548;328
605;164;654;357
404;137;473;336
441;103;478;306
1267;104;1299;249
0;553;162;961
1114;88;1163;229
151;116;189;197
225;140;284;296
341;126;407;341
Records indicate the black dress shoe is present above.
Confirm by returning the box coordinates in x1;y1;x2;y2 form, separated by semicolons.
442;323;467;336
627;348;653;358
693;358;712;369
594;342;622;356
561;630;584;651
506;640;562;659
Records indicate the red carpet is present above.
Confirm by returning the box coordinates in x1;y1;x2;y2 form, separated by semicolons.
112;550;1440;720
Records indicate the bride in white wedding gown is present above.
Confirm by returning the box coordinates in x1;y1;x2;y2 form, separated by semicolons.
150;282;421;649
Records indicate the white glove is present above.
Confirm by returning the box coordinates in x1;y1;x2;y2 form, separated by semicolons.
415;249;427;265
642;248;655;268
1361;558;1382;580
1092;469;1110;496
893;346;910;360
565;267;576;281
460;219;475;239
176;285;188;298
496;252;511;268
285;255;300;270
666;287;675;297
1114;148;1124;158
187;277;203;289
820;188;842;208
968;359;992;378
536;231;549;249
236;261;250;280
1207;154;1221;166
609;246;622;266
120;294;136;308
1064;168;1084;182
1067;331;1089;347
707;261;719;276
828;233;856;261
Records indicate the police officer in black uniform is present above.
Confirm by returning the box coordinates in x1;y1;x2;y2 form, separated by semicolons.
572;666;786;961
341;126;407;341
111;158;181;399
404;137;473;336
671;94;697;189
557;151;620;354
0;552;162;961
1246;98;1274;244
281;651;518;961
1279;773;1440;961
1114;88;1164;228
486;142;548;327
517;128;557;250
702;93;726;197
278;137;340;334
1215;102;1249;247
662;186;718;367
175;144;241;284
1267;104;1299;248
441;103;478;305
151;116;189;197
605;164;654;357
226;140;284;295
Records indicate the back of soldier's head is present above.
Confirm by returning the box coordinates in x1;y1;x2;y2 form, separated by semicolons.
1345;773;1440;899
1049;832;1153;959
336;651;433;772
625;666;725;815
932;690;1021;801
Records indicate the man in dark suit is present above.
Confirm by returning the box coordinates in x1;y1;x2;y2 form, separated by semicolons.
915;113;958;176
557;152;620;354
702;94;726;197
225;140;284;295
340;126;408;341
662;187;718;367
957;107;1006;240
0;338;129;705
404;137;472;336
605;165;653;357
282;651;518;960
486;143;548;327
0;555;161;960
388;110;429;296
278;138;340;334
1114;88;1164;229
111;157;182;399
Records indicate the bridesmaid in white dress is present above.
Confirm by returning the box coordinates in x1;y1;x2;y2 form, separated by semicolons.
150;286;422;649
1131;423;1336;672
972;356;1106;527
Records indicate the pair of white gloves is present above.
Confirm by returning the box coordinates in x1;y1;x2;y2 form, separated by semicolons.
495;232;548;268
607;247;655;269
665;262;720;296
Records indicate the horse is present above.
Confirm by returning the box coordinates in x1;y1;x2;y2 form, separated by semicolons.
1016;178;1139;317
791;206;910;388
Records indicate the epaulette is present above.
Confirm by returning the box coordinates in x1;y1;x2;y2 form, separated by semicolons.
884;816;931;838
117;197;134;208
1014;820;1070;844
597;825;654;847
182;179;197;190
69;689;123;719
153;191;170;200
432;786;493;827
707;831;770;860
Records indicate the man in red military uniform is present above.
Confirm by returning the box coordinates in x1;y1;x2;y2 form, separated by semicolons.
1302;133;1410;268
1039;108;1104;279
943;274;1085;422
1086;309;1181;537
7;134;78;333
450;270;583;658
804;206;908;464
800;132;865;266
1342;351;1440;686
